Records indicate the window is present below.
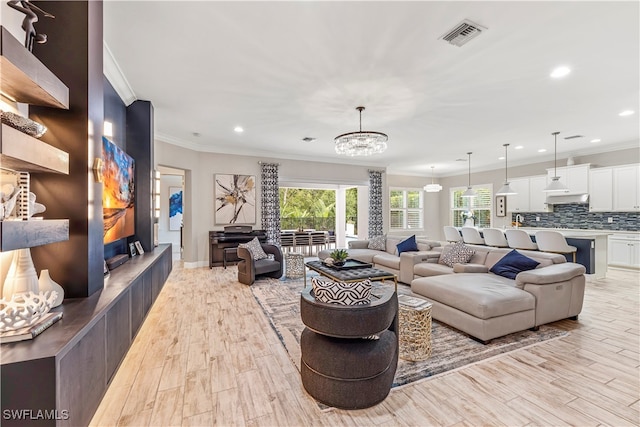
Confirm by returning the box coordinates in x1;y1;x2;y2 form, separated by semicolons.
390;189;423;230
450;185;492;228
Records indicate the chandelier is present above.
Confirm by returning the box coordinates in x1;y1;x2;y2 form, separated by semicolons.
335;106;388;156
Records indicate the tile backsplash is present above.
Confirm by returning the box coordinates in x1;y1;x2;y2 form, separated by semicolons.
513;204;639;231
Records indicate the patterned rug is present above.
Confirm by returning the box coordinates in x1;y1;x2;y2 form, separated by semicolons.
250;275;569;390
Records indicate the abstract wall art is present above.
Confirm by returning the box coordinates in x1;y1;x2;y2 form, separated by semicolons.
169;186;183;230
102;137;135;244
214;174;256;225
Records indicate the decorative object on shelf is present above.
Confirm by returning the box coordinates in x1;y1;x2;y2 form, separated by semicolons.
38;269;63;307
214;174;256;224
329;248;349;266
0;290;57;332
169;186;183;230
424;166;442;192
27;192;46;218
0;110;47;138
129;242;137;257
496;144;517;195
461;152;477;198
0;184;21;220
7;0;55;52
134;240;144;254
335;106;388;156
543;132;569;193
2;248;39;299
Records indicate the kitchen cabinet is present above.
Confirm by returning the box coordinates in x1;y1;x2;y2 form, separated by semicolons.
546;164;590;195
506;175;549;212
612;164;640;211
608;234;640;269
589;167;613;211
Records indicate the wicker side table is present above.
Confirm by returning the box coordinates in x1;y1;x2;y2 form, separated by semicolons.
285;252;305;279
398;296;432;361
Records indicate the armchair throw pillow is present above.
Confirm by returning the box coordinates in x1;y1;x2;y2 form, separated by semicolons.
490;249;540;279
238;237;268;260
311;277;371;305
396;235;418;255
439;242;475;267
368;234;386;251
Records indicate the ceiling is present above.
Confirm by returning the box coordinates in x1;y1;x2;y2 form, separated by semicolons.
103;1;639;177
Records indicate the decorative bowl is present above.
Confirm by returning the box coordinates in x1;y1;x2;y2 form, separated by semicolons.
1;110;47;138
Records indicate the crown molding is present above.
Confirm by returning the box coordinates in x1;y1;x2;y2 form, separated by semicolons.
103;41;137;106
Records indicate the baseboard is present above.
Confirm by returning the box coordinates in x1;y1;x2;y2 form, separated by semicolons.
183;260;208;269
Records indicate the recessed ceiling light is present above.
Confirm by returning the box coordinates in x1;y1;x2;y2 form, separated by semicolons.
234;126;244;133
498;156;505;160
538;148;547;153
514;145;524;150
619;110;635;117
550;66;571;79
590;138;601;143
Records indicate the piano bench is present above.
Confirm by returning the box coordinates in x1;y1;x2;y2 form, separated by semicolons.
223;247;239;269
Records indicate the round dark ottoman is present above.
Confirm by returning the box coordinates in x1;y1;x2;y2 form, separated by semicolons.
299;287;399;409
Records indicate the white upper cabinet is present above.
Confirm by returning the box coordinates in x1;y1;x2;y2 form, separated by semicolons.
506;178;529;212
546;164;590;195
529;175;549;212
506;175;549;212
589;168;613;211
613;164;640;211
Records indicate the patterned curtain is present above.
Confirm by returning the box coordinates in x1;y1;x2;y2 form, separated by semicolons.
368;170;384;237
260;163;281;245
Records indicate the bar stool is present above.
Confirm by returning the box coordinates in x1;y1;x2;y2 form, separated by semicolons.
461;227;485;245
482;228;509;248
443;226;462;243
535;230;577;262
505;229;538;250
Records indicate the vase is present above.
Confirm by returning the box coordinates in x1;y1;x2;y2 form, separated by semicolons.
2;248;39;300
38;269;64;307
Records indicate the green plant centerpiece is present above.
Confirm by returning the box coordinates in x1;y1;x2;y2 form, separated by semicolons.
328;249;349;266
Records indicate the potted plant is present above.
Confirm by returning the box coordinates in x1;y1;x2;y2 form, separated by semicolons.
329;249;349;266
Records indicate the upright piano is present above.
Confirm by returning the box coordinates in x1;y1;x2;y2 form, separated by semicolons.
209;226;267;268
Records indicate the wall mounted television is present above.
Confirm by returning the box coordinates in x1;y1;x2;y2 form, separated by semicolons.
102;136;135;244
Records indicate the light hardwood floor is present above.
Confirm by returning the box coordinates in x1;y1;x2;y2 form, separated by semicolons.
91;265;640;426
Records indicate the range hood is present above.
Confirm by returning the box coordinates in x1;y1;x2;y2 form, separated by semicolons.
545;193;589;205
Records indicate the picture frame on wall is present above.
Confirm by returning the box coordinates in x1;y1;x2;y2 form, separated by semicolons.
496;195;506;217
214;174;256;225
168;186;183;231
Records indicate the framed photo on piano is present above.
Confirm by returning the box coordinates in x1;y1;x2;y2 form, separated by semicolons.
214;174;256;225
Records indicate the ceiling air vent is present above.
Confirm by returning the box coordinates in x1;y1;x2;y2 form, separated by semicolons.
301;137;316;142
440;19;487;47
564;135;584;140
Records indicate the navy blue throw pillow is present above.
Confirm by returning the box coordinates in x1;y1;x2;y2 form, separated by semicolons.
396;235;418;255
490;249;540;279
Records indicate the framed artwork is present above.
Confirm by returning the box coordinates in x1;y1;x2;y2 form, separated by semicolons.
214;174;256;225
496;195;506;217
135;240;145;254
169;186;183;231
129;242;137;257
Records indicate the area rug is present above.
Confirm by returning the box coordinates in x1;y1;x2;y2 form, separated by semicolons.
251;275;569;391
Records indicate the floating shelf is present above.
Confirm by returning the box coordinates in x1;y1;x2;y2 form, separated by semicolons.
0;124;69;173
0;26;69;109
0;219;69;251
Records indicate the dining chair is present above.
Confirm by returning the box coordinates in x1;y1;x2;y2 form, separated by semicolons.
461;227;485;245
482;228;509;248
505;229;538;250
280;232;295;253
294;232;311;256
310;231;328;256
535;230;577;262
443;226;462;243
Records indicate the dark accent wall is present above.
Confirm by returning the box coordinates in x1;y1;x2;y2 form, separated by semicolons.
126;101;155;252
29;1;104;298
513;204;639;231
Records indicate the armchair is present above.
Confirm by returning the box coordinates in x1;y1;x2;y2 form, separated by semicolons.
237;244;283;285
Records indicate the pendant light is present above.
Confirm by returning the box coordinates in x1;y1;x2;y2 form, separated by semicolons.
461;152;477;198
496;144;517;195
543;131;569;192
424;166;442;192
